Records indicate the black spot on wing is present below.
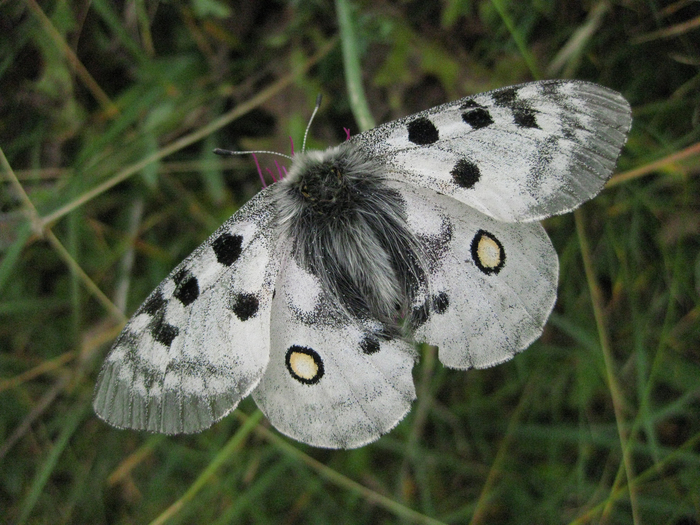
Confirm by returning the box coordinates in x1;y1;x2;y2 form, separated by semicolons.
140;290;179;347
451;159;480;189
493;87;540;129
173;269;200;306
360;336;380;355
151;317;179;347
493;88;517;105
410;292;448;329
407;117;439;145
230;292;259;321
212;233;243;266
462;107;493;129
411;299;430;329
142;290;166;316
513;108;539;129
432;292;449;314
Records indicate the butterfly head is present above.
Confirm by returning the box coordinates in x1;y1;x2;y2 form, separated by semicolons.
277;143;382;219
290;156;349;211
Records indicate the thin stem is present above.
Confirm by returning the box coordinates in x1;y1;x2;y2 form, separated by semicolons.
335;0;375;132
39;38;337;228
575;209;640;524
148;411;265;525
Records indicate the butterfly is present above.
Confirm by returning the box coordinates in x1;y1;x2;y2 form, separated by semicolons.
93;80;632;449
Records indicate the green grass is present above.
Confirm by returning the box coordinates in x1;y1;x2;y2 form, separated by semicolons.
2;0;699;523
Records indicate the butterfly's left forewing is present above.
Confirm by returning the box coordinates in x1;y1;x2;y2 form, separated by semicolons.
94;188;280;434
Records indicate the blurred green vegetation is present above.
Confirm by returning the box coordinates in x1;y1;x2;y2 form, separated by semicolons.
1;0;699;524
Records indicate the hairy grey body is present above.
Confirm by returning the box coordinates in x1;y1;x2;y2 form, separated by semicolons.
275;144;427;336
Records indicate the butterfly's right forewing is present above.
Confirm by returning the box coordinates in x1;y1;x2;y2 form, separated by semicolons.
353;80;631;222
94;187;280;434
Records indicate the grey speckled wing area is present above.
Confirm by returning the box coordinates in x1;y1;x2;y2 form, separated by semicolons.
351;80;632;222
252;250;417;449
93;187;280;434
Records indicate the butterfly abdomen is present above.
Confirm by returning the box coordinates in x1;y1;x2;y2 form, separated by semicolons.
276;144;427;335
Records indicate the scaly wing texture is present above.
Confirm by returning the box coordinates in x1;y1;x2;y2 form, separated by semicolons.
352;80;631;222
252;250;417;449
94;188;280;434
388;181;558;369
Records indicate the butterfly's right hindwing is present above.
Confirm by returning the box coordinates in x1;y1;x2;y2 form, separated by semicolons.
93;187;280;434
391;181;559;369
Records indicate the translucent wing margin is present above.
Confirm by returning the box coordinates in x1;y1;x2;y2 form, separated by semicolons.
94;188;280;434
352;80;631;222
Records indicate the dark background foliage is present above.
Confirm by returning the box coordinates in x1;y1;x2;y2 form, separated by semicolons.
1;0;699;523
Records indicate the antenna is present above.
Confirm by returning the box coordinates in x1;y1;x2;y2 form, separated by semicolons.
302;93;322;153
214;148;292;186
213;148;292;160
213;93;322;165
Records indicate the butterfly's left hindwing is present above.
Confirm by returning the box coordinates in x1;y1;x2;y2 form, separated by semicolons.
93;188;280;434
252;251;417;449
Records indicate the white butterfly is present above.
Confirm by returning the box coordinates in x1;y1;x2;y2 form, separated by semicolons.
94;80;632;449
